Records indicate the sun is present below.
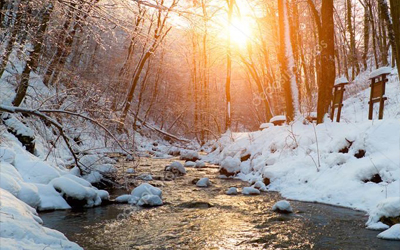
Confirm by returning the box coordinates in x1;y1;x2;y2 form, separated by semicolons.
228;17;253;48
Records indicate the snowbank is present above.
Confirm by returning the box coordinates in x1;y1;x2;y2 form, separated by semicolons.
0;189;82;249
205;119;400;218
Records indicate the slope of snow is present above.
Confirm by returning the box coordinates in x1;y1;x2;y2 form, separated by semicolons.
377;224;400;240
0;189;82;250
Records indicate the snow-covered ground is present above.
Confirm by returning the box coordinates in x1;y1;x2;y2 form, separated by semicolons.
204;68;400;236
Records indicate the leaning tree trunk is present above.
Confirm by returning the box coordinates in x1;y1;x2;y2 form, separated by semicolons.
317;0;335;124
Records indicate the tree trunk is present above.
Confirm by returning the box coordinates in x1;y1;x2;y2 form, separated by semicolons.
389;0;400;75
317;0;335;123
278;0;298;122
225;0;234;131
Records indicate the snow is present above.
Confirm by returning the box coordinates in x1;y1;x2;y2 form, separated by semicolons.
126;168;135;173
369;67;392;79
0;147;16;163
377;224;400;240
366;197;400;227
2;114;35;138
242;187;260;195
166;161;186;175
184;161;196;167
34;183;71;210
204;118;400;220
196;177;211;187
335;76;349;86
220;156;240;174
269;115;286;124
226;187;238;195
366;222;390;230
0;189;82;249
116;183;164;206
259;123;274;130
50;176;102;207
272;200;293;213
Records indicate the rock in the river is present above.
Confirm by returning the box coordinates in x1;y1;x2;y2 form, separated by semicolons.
377;224;400;240
252;181;267;191
226;187;238;195
272;200;293;213
165;161;186;175
137;194;163;206
180;150;200;161
219;156;241;177
138;173;153;181
242;187;260;195
196;178;211;187
195;160;206;168
184;161;196;167
129;183;163;206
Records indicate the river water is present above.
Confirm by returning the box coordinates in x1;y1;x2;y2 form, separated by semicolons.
40;157;400;249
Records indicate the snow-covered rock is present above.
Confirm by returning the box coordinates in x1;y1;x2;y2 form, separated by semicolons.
195;160;206;168
226;187;238;195
377;224;400;240
179;150;200;161
0;188;82;249
252;180;267;192
196;177;211;187
168;146;181;156
115;194;131;203
366;197;400;227
49;176;102;207
220;156;241;176
272;200;293;213
126;168;135;173
138;173;153;181
137;194;163;206
242;187;260;195
184;161;196;167
34;183;71;210
166;161;186;175
117;183;163;206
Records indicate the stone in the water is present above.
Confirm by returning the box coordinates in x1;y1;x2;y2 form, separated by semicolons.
272;200;293;213
196;178;211;187
252;181;267;191
137;194;163;206
138;173;152;181
195;161;206;168
226;187;238;195
242;187;260;195
184;161;196;167
165;161;186;175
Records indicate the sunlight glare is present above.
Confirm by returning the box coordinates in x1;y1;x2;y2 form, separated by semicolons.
229;17;252;48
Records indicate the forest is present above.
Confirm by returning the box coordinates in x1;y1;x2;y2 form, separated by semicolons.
0;0;400;249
